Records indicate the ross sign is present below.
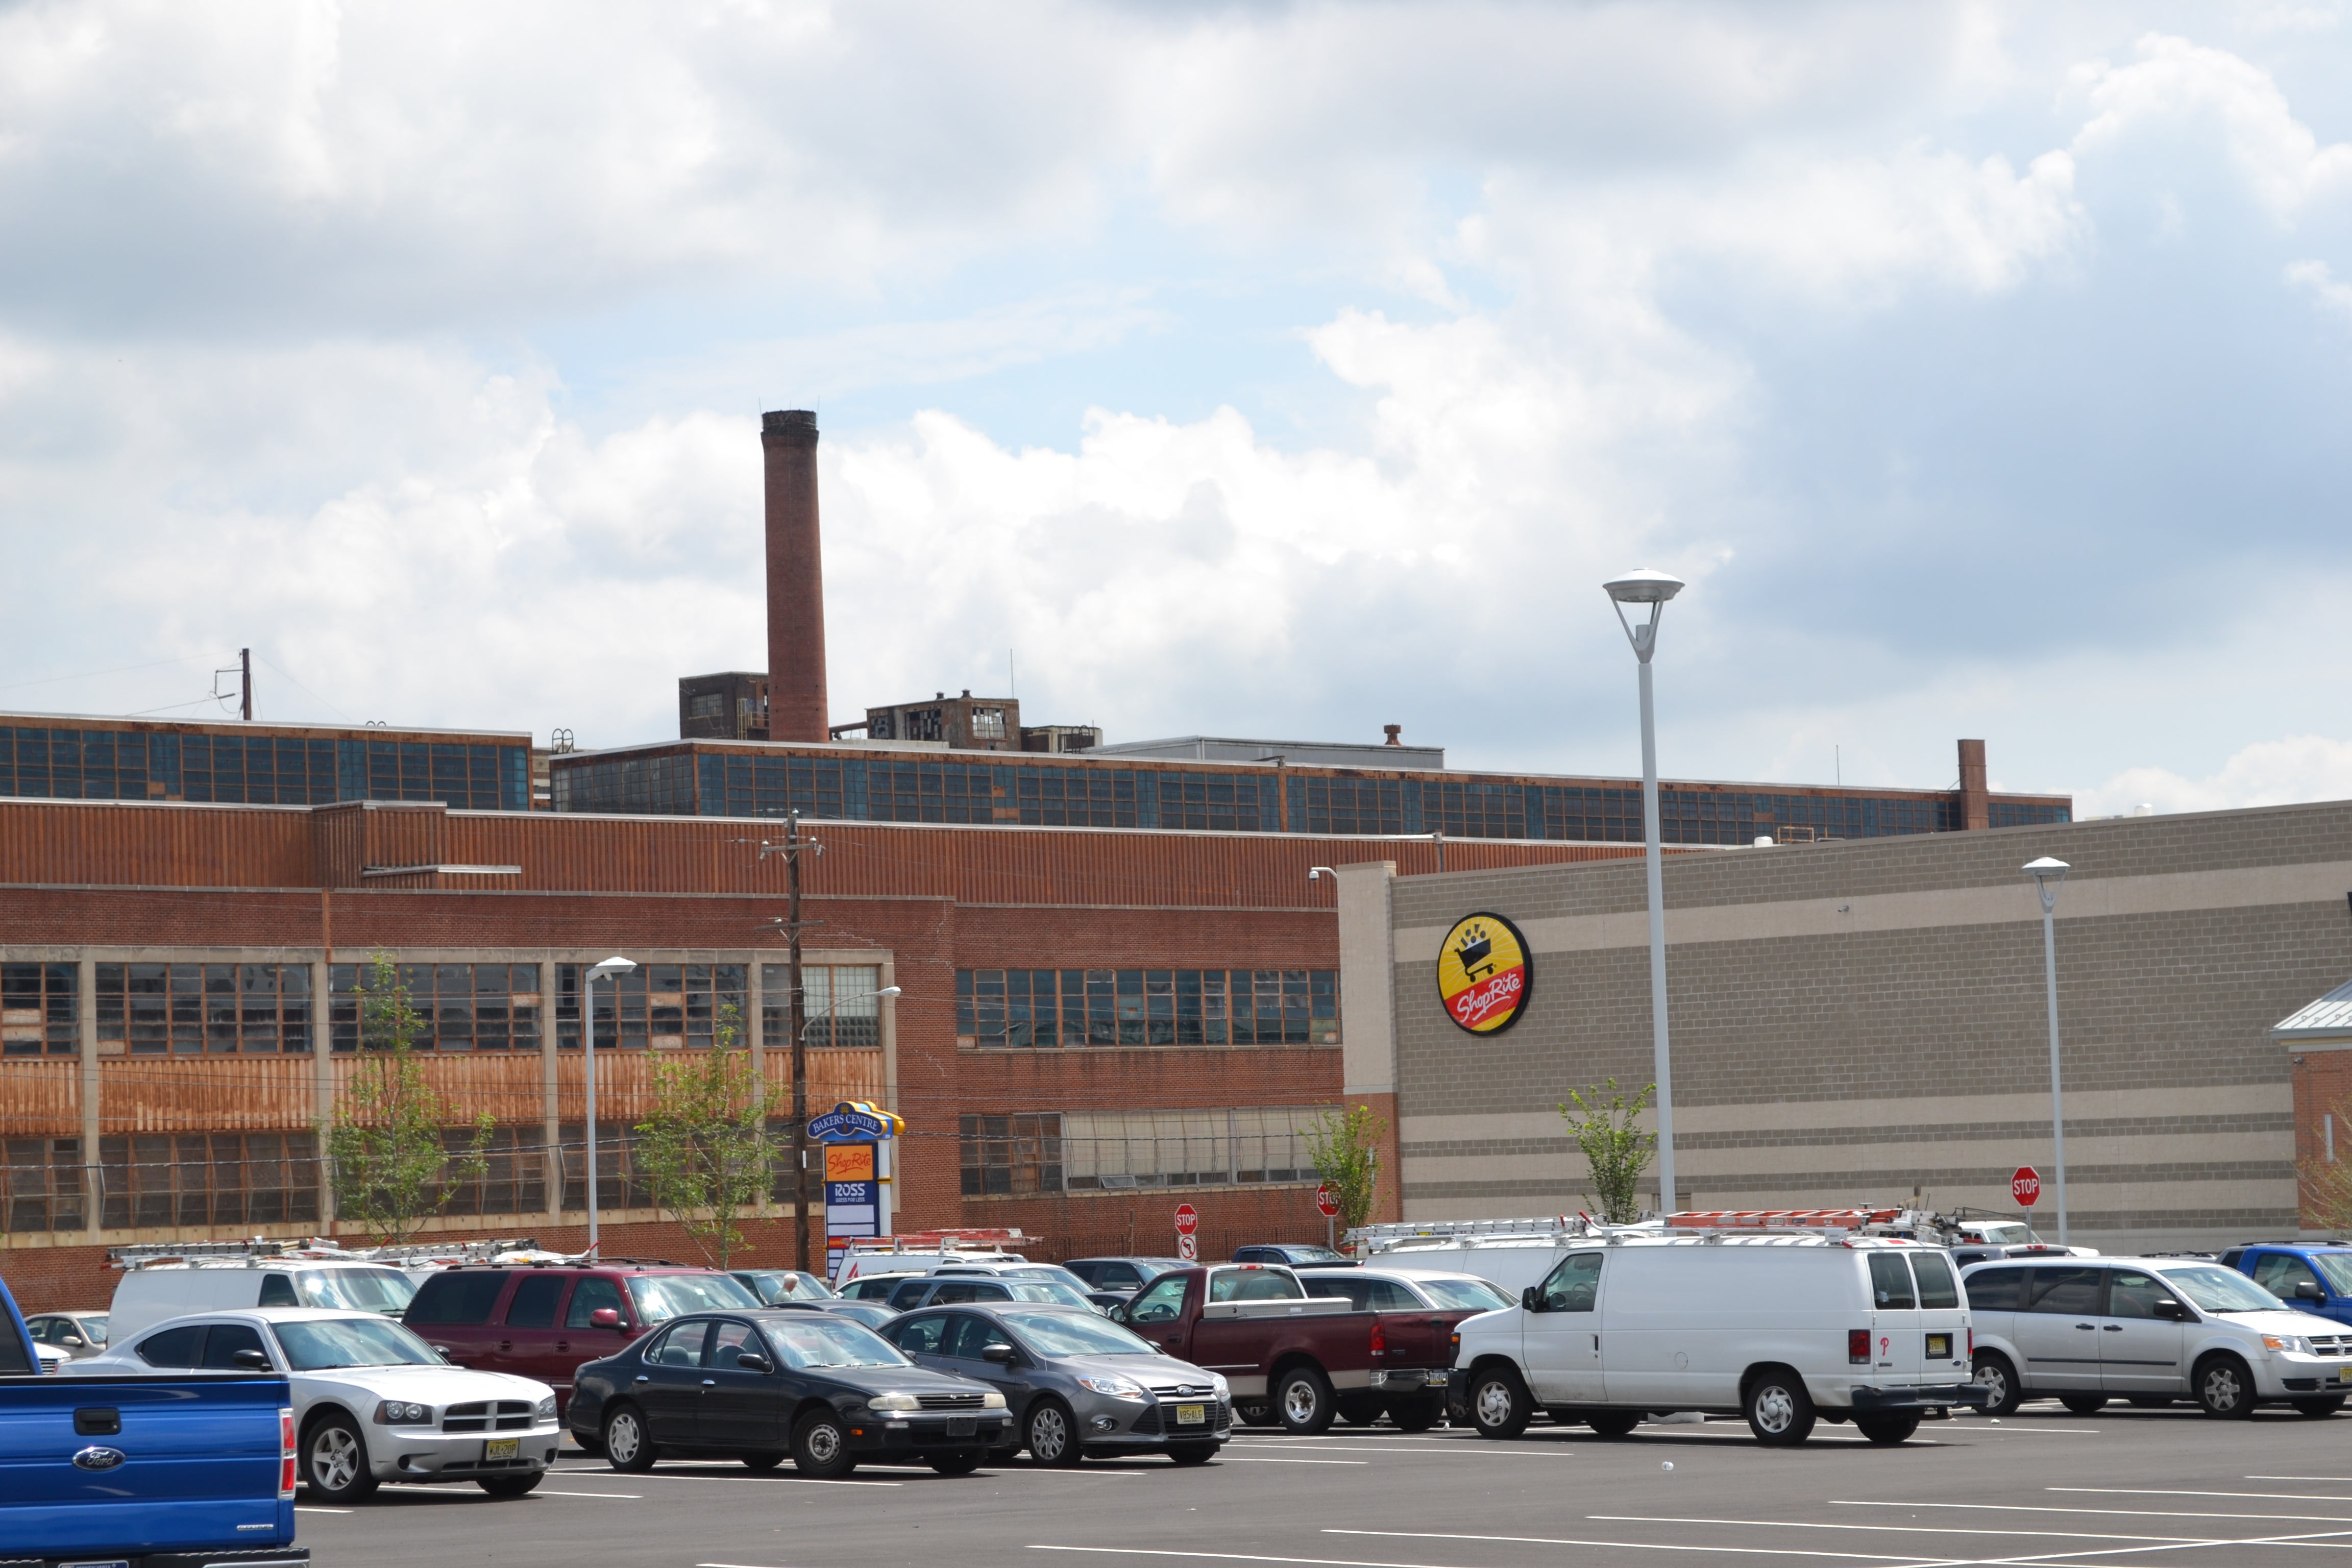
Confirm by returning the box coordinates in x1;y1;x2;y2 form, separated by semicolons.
808;1101;902;1143
1437;913;1533;1035
2012;1166;2042;1208
1316;1184;1339;1219
1177;1233;1197;1262
1174;1203;1198;1236
824;1180;878;1237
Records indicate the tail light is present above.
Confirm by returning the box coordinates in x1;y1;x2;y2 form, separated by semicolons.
1848;1329;1871;1365
279;1407;297;1499
1449;1331;1461;1358
1968;1328;1974;1358
1369;1320;1387;1357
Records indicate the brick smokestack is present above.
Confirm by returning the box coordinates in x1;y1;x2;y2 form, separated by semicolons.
762;410;829;743
1957;738;1989;831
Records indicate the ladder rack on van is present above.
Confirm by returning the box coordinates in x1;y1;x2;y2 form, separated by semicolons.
834;1229;1034;1256
108;1235;541;1269
1350;1215;1607;1250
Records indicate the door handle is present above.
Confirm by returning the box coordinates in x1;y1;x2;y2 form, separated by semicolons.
2075;1323;2096;1331
557;1341;570;1353
499;1341;513;1352
635;1375;650;1383
702;1379;716;1387
2102;1325;2123;1332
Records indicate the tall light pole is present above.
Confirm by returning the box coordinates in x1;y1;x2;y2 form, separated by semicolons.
2025;856;2071;1246
1605;568;1687;1218
582;954;636;1257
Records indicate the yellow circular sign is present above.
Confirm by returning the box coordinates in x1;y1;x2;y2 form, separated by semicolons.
1437;912;1532;1035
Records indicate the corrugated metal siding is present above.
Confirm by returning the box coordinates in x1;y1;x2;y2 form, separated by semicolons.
0;1061;79;1135
0;799;315;889
98;1057;313;1133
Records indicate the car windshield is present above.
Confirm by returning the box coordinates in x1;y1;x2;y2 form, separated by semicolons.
1005;1281;1096;1308
2160;1265;2286;1314
1003;1309;1158;1358
1006;1266;1092;1292
82;1316;109;1344
1416;1278;1515;1311
1210;1268;1305;1303
1974;1224;2037;1245
274;1317;443;1371
2311;1254;2352;1295
628;1273;761;1325
740;1271;836;1304
823;1303;898;1329
297;1267;416;1315
1281;1246;1348;1263
763;1316;908;1369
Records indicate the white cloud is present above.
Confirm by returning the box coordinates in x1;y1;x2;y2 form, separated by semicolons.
2080;734;2352;816
2287;257;2352;321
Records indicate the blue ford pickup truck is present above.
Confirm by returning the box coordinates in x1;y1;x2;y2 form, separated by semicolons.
2222;1243;2352;1328
0;1273;307;1568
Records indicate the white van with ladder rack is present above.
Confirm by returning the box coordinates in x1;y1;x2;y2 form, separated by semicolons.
1446;1209;1985;1446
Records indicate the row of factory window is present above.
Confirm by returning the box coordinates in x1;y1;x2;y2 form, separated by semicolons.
9;960;880;1055
0;725;528;811
550;750;2067;840
955;969;1340;1048
958;1108;1325;1198
1;1122;881;1234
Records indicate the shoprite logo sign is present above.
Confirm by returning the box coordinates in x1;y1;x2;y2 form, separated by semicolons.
1437;912;1532;1035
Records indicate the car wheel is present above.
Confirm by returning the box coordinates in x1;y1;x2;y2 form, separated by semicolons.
1584;1412;1640;1438
2059;1394;2108;1415
1234;1402;1276;1428
1337;1394;1386;1427
1744;1369;1816;1447
476;1473;543;1499
571;1432;607;1459
791;1409;857;1478
1027;1398;1083;1468
1388;1399;1441;1433
742;1450;786;1472
928;1450;984;1476
603;1404;658;1473
1971;1353;2022;1417
1168;1444;1217;1465
2293;1394;2346;1418
2126;1396;2173;1408
2195;1355;2257;1419
1467;1367;1531;1440
302;1412;380;1504
1276;1365;1337;1435
1854;1413;1920;1445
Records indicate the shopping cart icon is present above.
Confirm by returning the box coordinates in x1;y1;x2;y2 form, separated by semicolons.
1454;927;1495;982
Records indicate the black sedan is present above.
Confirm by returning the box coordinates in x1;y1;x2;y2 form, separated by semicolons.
568;1308;1011;1477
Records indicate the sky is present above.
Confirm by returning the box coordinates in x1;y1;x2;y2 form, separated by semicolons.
2;2;2349;816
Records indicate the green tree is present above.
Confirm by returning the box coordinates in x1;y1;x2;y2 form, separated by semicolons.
634;1006;778;1269
1304;1102;1387;1235
1559;1078;1657;1224
324;952;493;1246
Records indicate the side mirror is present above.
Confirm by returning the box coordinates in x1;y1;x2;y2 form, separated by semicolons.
2152;1298;2189;1322
982;1344;1015;1365
1106;1304;1129;1325
736;1352;773;1374
1520;1286;1541;1313
231;1349;272;1370
2296;1281;2327;1302
60;1335;83;1348
591;1308;622;1330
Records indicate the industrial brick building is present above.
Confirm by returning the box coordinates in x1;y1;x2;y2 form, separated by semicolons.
1336;799;2352;1252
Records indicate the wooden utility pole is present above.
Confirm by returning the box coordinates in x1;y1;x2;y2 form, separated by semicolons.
756;813;820;1271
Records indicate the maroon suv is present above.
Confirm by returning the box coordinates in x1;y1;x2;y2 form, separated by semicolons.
404;1261;761;1416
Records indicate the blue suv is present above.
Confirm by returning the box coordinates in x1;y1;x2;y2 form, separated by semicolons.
2220;1242;2352;1326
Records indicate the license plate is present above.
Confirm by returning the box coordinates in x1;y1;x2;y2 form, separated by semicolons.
1175;1403;1207;1426
484;1437;520;1461
2339;1367;2350;1385
1925;1334;1952;1360
62;1560;130;1568
947;1416;977;1437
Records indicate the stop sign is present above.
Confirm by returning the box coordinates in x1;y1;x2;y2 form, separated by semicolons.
2012;1166;2042;1208
1316;1184;1339;1218
1174;1203;1198;1236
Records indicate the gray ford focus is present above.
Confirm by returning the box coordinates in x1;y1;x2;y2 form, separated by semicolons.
879;1303;1230;1465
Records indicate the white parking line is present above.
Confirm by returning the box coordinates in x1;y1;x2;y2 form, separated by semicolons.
2053;1488;2352;1504
2251;1477;2352;1483
545;1470;902;1486
536;1489;642;1498
1030;1546;1487;1568
1587;1515;2196;1545
1833;1500;2352;1526
1213;1456;1370;1465
1225;1442;1571;1458
1323;1528;1945;1562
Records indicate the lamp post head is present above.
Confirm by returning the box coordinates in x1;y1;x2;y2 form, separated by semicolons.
876;986;902;999
1307;866;1337;883
1604;569;1685;664
1603;569;1686;605
588;955;636;983
2024;856;2069;914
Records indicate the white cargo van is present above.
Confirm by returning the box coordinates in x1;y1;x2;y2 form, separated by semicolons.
110;1252;416;1340
1449;1232;1981;1446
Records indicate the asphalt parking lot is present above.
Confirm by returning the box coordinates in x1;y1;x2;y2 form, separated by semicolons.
297;1403;2352;1567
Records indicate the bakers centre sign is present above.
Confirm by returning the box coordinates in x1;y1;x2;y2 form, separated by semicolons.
1436;912;1532;1035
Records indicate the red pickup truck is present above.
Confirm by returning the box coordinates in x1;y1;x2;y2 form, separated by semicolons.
1109;1262;1455;1433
